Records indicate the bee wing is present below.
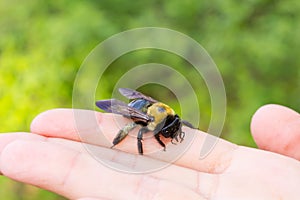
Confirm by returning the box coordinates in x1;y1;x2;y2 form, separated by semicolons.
95;99;126;113
118;88;158;103
95;99;151;123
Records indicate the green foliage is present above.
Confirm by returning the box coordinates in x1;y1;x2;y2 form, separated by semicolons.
0;0;299;199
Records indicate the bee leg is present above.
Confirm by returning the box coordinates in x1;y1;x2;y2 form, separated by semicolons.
179;130;185;142
171;127;185;144
111;122;137;148
171;137;178;144
181;120;196;129
137;127;149;155
154;133;166;151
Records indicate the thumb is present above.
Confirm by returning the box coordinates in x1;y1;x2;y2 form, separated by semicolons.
251;104;300;160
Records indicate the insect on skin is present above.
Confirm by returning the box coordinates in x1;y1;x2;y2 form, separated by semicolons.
96;88;196;155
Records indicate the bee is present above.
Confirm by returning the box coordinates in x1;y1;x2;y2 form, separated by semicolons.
96;88;196;155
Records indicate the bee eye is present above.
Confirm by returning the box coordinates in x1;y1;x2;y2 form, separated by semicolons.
157;107;165;113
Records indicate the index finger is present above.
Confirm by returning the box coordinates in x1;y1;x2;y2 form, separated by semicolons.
31;109;237;173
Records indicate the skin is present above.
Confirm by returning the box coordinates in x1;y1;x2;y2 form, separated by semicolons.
0;104;299;199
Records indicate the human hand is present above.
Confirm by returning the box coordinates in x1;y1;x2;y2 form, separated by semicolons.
0;104;299;199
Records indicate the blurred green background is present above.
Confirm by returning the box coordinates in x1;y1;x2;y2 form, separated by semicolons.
0;0;299;199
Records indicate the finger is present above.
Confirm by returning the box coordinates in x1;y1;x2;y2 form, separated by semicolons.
0;133;217;198
0;133;43;175
0;138;207;199
0;132;45;151
0;132;103;175
251;104;300;160
31;109;237;173
0;132;90;156
77;198;108;200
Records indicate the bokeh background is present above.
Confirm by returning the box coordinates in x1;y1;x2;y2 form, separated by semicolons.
1;0;299;199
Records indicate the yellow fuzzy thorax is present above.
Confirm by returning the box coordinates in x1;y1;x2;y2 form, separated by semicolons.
147;102;175;131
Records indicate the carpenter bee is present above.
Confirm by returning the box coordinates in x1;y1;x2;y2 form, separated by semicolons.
96;88;196;155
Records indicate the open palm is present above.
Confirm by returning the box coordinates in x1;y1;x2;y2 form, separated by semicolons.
0;104;299;199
